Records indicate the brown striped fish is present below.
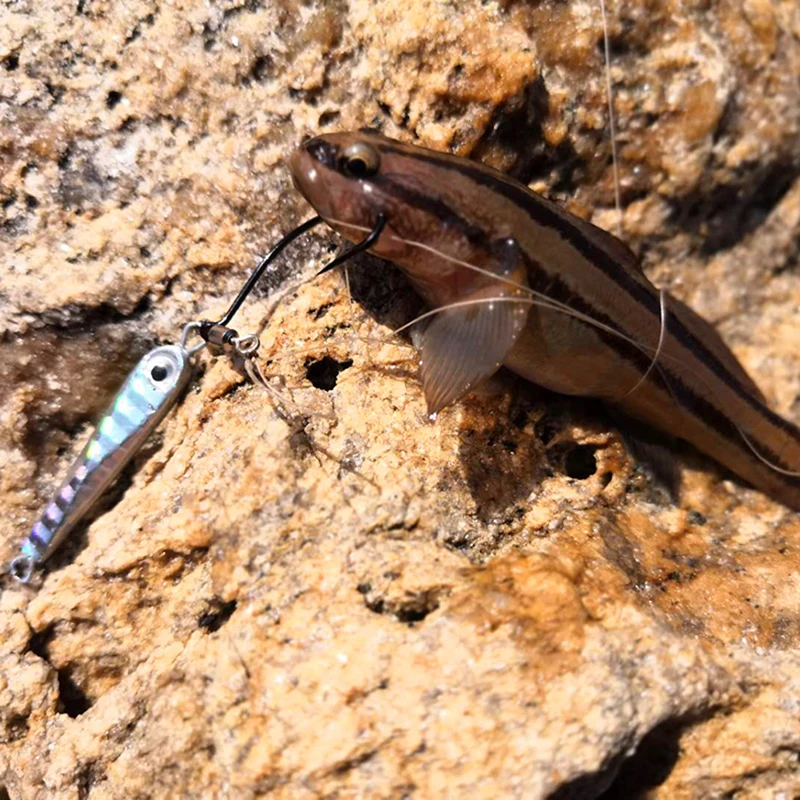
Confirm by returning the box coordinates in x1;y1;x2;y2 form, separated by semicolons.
289;130;800;510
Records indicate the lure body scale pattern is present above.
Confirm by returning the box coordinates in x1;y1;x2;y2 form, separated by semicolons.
10;344;192;583
290;130;800;510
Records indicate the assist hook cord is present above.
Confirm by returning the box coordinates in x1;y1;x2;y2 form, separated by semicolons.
196;213;386;348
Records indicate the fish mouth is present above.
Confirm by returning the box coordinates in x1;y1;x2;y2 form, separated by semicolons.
289;137;390;249
289;146;334;218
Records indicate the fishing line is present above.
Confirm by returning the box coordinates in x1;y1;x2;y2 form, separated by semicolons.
599;0;623;238
618;289;668;400
316;215;800;479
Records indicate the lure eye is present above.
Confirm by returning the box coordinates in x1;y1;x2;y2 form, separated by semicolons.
341;142;380;178
147;354;177;386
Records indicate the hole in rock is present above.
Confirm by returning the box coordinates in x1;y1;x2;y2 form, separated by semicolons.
394;594;439;624
249;55;273;83
318;109;340;127
106;90;123;109
58;668;92;718
598;719;683;798
6;714;29;742
564;444;598;479
28;626;54;660
198;598;237;633
361;587;441;626
305;356;352;391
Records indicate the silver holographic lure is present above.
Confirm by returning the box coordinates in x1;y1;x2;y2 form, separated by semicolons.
9;331;199;583
7;214;343;585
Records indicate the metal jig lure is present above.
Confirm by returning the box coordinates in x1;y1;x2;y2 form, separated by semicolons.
8;213;369;584
9;326;202;583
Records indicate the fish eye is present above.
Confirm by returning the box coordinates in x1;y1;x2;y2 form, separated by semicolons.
341;142;380;178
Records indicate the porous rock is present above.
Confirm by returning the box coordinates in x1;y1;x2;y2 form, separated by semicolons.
1;0;800;797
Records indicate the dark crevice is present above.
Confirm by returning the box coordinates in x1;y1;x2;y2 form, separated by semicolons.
394;595;439;623
124;12;155;45
248;54;273;83
597;718;686;799
77;761;106;800
198;598;238;633
333;748;378;775
309;302;334;320
0;786;9;800
45;82;66;104
57;668;92;718
288;86;322;106
35;293;153;332
119;115;138;132
4;714;29;742
458;404;547;524
318;109;340;127
712;94;738;146
563;444;598;479
548;748;629;800
359;585;443;626
1;216;23;236
673;159;800;255
106;90;123;109
470;76;584;192
305;355;352;391
28;625;55;660
223;0;265;17
57;146;72;170
152;547;210;582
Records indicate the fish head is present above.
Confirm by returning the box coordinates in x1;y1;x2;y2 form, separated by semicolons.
290;129;445;264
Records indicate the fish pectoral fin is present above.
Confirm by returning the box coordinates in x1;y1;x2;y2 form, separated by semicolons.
419;285;530;417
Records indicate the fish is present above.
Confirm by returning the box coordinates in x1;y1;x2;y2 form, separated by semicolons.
289;129;800;510
8;342;194;583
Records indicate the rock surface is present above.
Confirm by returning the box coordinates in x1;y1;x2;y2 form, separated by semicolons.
2;0;800;797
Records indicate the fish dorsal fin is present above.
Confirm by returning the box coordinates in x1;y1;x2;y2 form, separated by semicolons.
419;238;530;416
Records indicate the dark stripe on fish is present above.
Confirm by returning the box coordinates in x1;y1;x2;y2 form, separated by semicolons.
375;140;800;447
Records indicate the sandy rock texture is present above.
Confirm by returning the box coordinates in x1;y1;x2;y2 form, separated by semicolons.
2;0;800;797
